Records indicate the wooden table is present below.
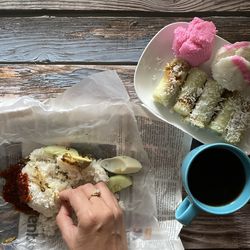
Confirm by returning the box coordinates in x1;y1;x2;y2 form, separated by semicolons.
0;1;250;249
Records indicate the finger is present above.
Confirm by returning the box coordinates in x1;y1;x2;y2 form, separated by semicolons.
59;188;91;215
75;184;115;230
95;182;120;209
95;184;126;247
56;201;77;242
80;183;107;208
95;182;125;237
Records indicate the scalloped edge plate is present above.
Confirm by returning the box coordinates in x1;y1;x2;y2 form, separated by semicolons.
134;22;250;153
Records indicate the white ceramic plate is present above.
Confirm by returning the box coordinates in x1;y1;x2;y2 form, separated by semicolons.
134;22;250;153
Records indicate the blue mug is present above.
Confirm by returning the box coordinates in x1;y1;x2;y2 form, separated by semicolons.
175;143;250;225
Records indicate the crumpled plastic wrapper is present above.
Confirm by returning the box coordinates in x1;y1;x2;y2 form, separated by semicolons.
0;71;157;250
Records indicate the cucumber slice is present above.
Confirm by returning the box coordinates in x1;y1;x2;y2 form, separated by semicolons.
100;156;142;174
107;175;132;193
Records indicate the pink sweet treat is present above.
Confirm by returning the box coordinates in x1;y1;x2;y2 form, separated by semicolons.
212;42;250;93
172;17;217;66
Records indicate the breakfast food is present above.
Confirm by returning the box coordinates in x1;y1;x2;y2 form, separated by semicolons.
101;156;142;174
21;146;108;217
0;145;142;235
0;146;108;217
152;56;250;145
212;42;250;93
153;58;190;106
152;17;250;145
223;96;250;144
172;17;217;66
209;92;241;134
107;175;133;193
173;68;207;116
187;79;224;128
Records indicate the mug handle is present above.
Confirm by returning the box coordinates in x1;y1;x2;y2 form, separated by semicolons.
175;197;199;225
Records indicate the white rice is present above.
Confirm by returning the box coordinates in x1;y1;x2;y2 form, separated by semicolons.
21;147;109;235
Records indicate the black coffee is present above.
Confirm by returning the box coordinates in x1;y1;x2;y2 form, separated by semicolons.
188;148;246;206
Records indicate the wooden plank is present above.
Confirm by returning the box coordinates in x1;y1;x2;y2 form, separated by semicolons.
0;0;248;12
181;203;250;249
0;64;137;101
0;16;249;63
181;188;250;248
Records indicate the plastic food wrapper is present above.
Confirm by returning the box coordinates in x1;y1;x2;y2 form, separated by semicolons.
0;71;192;250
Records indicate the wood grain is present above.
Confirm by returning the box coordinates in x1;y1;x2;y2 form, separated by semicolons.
0;16;249;63
0;64;137;101
0;0;248;12
181;204;250;249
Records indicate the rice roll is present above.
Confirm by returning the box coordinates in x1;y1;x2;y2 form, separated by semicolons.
187;79;224;128
223;96;250;144
173;68;207;116
209;92;241;134
153;58;190;106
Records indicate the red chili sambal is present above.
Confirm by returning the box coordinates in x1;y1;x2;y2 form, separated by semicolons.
0;160;37;214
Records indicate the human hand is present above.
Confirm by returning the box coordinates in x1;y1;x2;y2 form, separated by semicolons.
56;182;128;250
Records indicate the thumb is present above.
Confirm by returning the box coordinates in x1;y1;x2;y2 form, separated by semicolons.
56;201;77;243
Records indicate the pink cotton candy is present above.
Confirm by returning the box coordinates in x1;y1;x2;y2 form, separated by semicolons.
172;17;217;66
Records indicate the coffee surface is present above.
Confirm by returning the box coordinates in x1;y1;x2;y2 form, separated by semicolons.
188;148;246;206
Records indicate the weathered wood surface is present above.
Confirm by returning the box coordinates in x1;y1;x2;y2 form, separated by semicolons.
182;204;250;249
0;64;137;101
0;0;248;12
0;16;249;63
